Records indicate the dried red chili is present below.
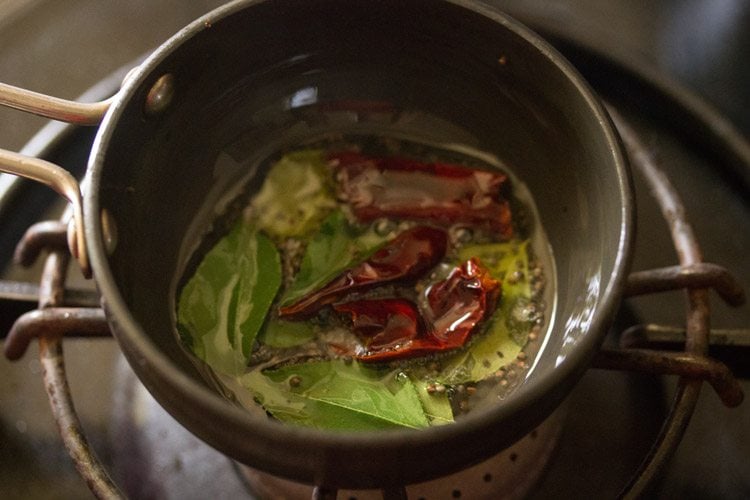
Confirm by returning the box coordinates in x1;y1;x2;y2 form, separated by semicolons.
333;299;424;352
278;226;448;319
330;151;513;239
424;258;501;346
336;258;501;362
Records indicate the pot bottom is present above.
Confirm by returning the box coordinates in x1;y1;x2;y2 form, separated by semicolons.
233;406;565;500
111;354;565;499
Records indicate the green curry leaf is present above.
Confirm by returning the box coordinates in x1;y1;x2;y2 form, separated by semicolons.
413;378;454;425
242;360;430;430
177;220;282;376
251;149;337;239
258;317;317;348
458;240;532;304
280;210;386;307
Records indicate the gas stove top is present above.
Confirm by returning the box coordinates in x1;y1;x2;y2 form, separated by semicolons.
1;1;748;499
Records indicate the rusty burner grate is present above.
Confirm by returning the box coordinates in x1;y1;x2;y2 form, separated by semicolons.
1;109;746;500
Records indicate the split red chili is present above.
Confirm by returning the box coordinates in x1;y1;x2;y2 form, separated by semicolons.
278;226;448;319
424;258;501;346
333;299;424;353
335;258;501;362
330;151;513;239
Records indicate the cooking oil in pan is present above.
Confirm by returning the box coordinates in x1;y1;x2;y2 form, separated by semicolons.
171;126;556;431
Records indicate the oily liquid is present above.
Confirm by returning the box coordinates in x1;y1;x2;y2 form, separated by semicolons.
173;131;557;426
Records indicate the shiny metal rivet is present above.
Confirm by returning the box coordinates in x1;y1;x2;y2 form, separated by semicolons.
100;208;118;255
144;73;175;117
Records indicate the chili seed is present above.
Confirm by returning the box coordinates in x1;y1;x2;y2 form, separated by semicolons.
374;218;395;236
449;226;473;244
507;270;524;284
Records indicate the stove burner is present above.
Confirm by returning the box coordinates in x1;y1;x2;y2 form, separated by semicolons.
1;9;749;497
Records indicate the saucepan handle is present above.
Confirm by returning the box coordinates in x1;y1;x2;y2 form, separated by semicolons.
0;82;114;125
0;78;130;276
0;148;90;276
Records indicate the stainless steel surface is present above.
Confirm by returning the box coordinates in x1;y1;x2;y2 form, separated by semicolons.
0;81;112;125
0;147;88;274
0;1;748;499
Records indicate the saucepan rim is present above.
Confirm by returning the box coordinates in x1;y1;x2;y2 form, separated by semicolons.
84;0;634;486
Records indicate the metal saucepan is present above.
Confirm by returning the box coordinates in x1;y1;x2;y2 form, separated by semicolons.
0;0;633;490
